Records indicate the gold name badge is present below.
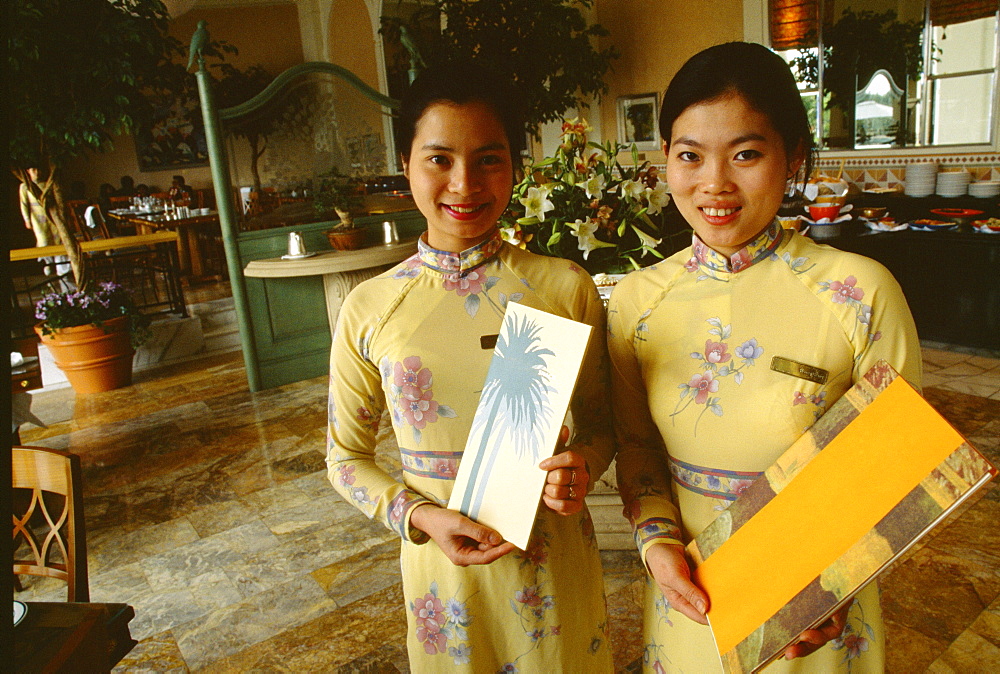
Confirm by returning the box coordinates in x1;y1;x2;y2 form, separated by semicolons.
770;356;829;384
480;334;499;350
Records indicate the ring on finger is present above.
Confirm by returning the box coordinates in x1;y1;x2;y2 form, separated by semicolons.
568;486;577;500
569;469;577;486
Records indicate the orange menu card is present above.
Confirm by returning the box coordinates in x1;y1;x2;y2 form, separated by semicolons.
687;361;996;673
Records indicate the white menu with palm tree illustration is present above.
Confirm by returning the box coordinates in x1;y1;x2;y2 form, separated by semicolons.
448;302;593;550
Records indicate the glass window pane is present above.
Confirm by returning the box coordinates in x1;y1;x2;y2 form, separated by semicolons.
932;17;998;75
932;73;993;144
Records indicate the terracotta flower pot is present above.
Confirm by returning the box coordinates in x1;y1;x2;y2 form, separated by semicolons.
35;316;135;394
326;227;367;251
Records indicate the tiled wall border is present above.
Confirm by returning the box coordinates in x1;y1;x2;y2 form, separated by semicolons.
635;153;1000;192
815;153;1000;190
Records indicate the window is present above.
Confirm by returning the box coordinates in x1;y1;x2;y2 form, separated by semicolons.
768;0;999;150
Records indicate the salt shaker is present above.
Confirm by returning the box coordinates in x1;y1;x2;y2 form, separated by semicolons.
382;220;399;245
287;231;306;257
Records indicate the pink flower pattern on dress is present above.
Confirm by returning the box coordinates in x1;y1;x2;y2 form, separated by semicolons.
831;598;875;666
442;269;486;297
704;339;731;364
819;274;883;350
392;255;423;279
393;357;439;430
432;459;456;479
395;356;432;390
400;388;439;429
729;479;754;498
413;592;448;655
413;591;449;654
337;465;356;487
688;371;719;404
516;585;543;607
355;401;380;434
794;389;829;426
829;275;865;304
672;318;763;435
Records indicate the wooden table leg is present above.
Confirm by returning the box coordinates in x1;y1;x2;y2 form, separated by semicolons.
172;225;192;276
184;225;204;278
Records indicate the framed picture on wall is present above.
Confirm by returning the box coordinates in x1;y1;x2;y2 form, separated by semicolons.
617;94;660;151
135;92;210;172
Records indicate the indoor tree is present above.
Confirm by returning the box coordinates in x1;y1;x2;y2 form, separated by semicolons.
8;0;228;288
212;64;276;193
381;0;619;138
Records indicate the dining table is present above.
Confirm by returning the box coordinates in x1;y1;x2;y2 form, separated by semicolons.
120;209;222;280
14;601;137;672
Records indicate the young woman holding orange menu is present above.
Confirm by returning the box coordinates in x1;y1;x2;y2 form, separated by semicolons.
608;42;921;672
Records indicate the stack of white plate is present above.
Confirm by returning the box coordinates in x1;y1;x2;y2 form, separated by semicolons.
904;162;938;197
936;169;971;197
969;181;1000;199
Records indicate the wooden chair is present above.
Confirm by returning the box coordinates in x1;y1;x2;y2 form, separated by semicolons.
67;201;113;242
13;446;90;602
65;200;93;241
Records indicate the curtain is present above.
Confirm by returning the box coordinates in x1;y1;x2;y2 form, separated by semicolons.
929;0;998;27
769;0;818;50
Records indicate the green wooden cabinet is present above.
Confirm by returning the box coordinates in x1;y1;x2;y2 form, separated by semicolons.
237;211;426;389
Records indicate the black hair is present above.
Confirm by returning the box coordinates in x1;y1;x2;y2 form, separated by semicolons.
659;42;814;184
397;61;525;163
172;175;185;183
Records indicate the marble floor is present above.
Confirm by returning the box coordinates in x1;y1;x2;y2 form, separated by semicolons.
14;345;1000;672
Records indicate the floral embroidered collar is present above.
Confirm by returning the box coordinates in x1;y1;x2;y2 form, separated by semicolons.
691;220;784;273
417;229;504;277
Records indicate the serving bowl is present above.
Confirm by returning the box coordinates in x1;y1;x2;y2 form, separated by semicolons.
859;206;887;220
807;204;842;221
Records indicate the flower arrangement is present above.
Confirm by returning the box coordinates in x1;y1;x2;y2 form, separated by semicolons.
500;118;671;273
35;281;151;348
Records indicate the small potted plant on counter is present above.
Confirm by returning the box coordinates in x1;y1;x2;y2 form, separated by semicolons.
315;167;367;250
34;281;152;394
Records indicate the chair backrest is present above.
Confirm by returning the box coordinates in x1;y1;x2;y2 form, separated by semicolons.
64;199;94;242
13;445;89;602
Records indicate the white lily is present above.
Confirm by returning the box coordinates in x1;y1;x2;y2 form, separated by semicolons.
578;173;606;199
520;186;555;222
569;219;616;260
631;224;662;254
621;179;645;201
644;181;671;215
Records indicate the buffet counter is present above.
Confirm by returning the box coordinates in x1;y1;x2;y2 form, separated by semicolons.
815;194;999;350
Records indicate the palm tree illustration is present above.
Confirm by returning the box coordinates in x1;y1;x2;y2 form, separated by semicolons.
458;312;555;519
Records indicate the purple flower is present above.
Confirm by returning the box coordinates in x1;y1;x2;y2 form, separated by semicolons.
735;338;763;364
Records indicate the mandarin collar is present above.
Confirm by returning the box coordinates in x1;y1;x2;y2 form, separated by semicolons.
417;229;504;277
692;220;784;273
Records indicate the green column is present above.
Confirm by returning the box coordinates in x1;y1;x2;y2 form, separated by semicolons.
193;35;262;391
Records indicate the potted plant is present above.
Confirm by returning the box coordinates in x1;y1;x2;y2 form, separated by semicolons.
314;167;367;250
500;118;687;274
34;282;152;394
